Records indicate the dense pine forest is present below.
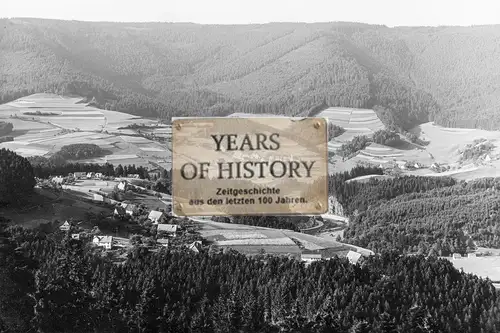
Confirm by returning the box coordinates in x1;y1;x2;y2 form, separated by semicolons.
1;222;500;333
2;19;500;130
327;168;500;255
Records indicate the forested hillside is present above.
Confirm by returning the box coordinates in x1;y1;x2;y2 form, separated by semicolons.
329;170;500;255
2;18;500;129
1;225;499;333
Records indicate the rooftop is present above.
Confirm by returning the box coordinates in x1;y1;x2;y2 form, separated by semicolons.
157;224;179;232
93;235;113;243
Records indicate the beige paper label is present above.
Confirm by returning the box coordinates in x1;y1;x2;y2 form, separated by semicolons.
172;117;328;216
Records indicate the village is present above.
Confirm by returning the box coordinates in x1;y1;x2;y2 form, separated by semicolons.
37;170;204;259
32;170;371;266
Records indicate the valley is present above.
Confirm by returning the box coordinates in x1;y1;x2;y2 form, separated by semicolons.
1;17;500;333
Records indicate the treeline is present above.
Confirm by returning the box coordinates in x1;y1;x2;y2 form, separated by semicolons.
54;143;106;160
459;138;495;161
0;148;36;205
338;135;371;160
27;156;157;180
1;225;499;333
229;216;312;232
327;123;345;140
0;121;13;136
335;129;400;159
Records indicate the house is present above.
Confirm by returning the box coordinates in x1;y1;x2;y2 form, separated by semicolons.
59;221;71;231
73;172;86;179
301;253;322;265
452;253;462;260
148;210;166;224
117;181;128;191
52;176;64;184
114;206;126;217
71;233;80;240
86;172;94;179
94;173;103;179
468;253;477;258
157;224;179;236
93;193;104;202
346;251;362;265
92;235;113;249
187;241;202;253
127;174;140;179
156;238;169;247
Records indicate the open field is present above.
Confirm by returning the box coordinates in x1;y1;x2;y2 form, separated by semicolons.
193;217;370;257
317;107;385;142
413;122;500;164
0;94;169;168
446;256;500;283
327;119;500;180
345;174;393;183
61;178;169;211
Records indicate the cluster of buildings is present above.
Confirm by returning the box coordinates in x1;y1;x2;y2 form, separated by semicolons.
59;217;185;251
301;249;365;266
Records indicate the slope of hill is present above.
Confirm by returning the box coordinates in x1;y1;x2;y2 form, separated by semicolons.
0;93;171;169
5;18;500;131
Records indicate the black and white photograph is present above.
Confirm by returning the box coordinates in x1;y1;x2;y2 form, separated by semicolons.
1;0;500;332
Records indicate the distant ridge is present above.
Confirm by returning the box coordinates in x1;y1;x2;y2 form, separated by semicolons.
1;19;500;130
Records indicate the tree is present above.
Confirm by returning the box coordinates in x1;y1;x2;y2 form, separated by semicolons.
0;122;13;136
379;312;398;333
114;164;124;177
0;149;36;205
372;129;399;145
350;320;371;333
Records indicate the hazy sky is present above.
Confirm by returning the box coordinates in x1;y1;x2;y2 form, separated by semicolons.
4;0;500;26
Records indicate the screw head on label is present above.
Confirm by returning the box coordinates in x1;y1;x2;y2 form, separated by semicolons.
315;202;323;210
175;123;182;130
314;121;321;129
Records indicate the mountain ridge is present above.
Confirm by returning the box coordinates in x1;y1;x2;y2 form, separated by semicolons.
1;18;500;130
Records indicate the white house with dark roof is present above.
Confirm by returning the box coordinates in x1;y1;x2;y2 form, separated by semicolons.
346;251;362;265
157;224;179;236
187;241;202;253
59;221;71;231
92;235;113;250
148;210;165;224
